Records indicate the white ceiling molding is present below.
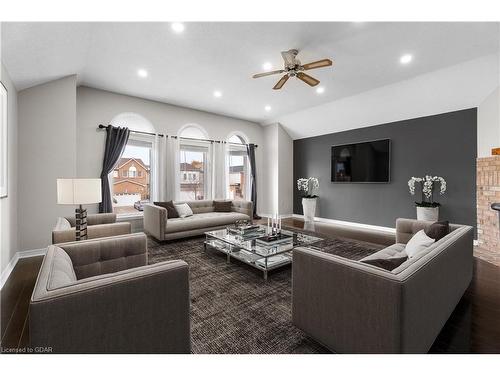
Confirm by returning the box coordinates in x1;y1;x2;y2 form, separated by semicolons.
269;54;500;139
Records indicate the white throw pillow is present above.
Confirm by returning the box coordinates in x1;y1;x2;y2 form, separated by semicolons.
405;229;435;258
54;217;72;230
174;203;193;218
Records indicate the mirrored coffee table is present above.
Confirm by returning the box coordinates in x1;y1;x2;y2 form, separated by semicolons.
204;225;322;280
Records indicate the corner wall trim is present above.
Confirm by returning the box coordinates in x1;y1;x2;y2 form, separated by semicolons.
291;214;396;234
0;248;46;290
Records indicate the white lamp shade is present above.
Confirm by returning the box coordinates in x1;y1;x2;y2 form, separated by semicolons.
57;179;102;205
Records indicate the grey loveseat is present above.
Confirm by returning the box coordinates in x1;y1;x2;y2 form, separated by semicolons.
30;233;190;353
292;218;473;354
52;213;131;244
143;200;253;241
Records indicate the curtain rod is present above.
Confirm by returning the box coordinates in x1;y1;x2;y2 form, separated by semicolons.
97;124;258;148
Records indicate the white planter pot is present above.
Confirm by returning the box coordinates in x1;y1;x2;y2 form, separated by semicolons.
416;206;439;221
302;197;317;222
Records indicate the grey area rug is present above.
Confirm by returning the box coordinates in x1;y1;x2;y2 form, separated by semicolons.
147;228;384;354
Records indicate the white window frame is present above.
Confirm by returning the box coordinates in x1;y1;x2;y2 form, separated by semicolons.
227;143;250;201
178;139;211;201
111;134;155;218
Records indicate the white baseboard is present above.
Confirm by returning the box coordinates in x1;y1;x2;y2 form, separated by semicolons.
0;248;46;290
292;214;396;234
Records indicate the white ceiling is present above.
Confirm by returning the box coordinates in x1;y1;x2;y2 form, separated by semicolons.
1;22;499;124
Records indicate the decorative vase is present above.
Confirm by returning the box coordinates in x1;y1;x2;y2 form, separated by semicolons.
416;206;439;221
302;197;317;222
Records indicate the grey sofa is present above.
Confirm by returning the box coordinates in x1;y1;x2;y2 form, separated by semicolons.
144;200;253;241
292;218;473;354
52;213;131;244
30;233;191;353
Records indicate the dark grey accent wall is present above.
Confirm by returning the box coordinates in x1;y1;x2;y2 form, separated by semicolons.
293;108;477;228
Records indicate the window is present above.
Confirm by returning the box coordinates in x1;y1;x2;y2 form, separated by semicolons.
112;138;152;215
179;144;208;200
227;134;249;201
128;165;137;178
178;125;210;201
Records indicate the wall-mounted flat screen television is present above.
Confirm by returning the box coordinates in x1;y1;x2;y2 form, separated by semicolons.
331;139;391;183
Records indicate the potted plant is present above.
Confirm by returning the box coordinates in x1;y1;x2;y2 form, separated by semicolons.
408;175;447;221
297;177;319;222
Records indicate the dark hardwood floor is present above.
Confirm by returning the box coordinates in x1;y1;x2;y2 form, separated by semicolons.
1;218;499;353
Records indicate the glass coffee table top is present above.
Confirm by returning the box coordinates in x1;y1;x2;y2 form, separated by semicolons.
204;225;322;279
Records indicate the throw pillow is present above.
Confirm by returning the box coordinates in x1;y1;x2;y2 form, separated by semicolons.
154;201;179;219
55;217;72;230
405;229;435;258
174;203;194;218
425;220;450;242
361;256;408;271
214;200;232;212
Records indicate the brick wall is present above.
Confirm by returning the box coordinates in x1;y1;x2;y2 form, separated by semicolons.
476;156;500;266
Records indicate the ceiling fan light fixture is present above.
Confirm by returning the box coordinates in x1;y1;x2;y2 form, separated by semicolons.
213;90;222;98
316;86;325;94
264;105;271;112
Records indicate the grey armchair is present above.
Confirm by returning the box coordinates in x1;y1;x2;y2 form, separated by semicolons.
52;213;131;244
30;233;191;353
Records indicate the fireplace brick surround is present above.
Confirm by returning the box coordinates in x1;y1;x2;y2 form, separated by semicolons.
476;156;500;266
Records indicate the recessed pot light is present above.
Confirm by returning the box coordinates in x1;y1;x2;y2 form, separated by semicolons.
262;62;273;71
400;54;413;64
264;105;271;112
213;90;222;98
316;86;325;94
171;22;185;33
137;69;148;78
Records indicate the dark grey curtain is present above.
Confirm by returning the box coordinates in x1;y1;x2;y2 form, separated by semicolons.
99;125;130;213
246;144;260;219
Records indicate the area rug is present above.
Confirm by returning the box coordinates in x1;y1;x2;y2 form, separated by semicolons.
147;228;384;354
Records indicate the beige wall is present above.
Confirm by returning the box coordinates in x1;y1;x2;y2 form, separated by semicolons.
0;64;18;276
18;75;77;251
76;86;267;215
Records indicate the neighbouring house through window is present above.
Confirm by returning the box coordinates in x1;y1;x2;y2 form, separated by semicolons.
178;125;209;201
111;138;152;215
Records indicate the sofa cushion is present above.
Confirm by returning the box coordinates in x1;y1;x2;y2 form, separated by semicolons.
165;212;251;234
405;230;434;258
174;200;215;214
361;256;408;271
48;247;77;290
360;243;406;262
214;200;232;212
175;203;194;218
154;200;179;218
425;220;450;242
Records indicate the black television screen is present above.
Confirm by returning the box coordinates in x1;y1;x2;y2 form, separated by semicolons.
331;139;391;183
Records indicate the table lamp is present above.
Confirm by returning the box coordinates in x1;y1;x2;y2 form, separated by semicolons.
57;178;102;241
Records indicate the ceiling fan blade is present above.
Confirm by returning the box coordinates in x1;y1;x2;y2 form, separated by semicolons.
252;69;285;78
301;59;333;70
273;74;290;90
296;72;320;87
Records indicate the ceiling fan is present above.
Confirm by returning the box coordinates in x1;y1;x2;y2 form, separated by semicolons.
252;49;333;90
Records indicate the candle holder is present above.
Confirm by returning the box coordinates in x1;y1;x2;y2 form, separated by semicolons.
266;214;282;237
